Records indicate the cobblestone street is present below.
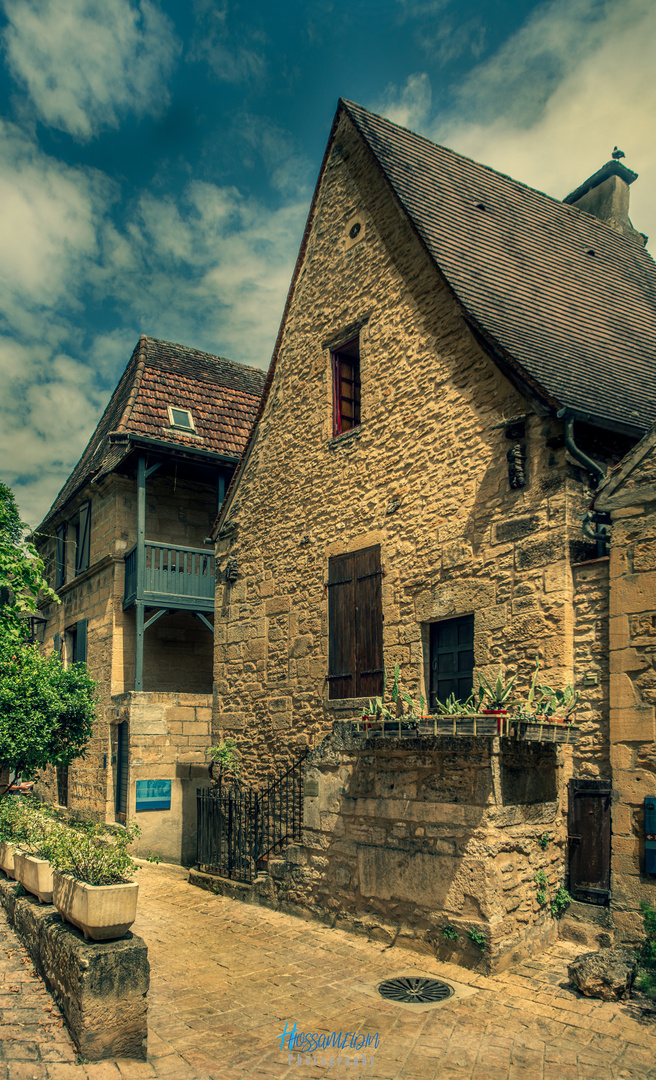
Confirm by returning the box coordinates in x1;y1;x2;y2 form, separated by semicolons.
1;862;656;1079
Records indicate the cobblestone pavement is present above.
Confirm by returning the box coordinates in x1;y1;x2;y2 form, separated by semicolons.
1;862;656;1079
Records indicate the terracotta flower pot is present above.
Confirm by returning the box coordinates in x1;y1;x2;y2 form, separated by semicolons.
53;871;139;941
482;708;509;735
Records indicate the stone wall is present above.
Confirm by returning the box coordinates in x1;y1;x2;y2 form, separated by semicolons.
196;726;569;973
111;691;212;864
213;108;598;782
605;502;656;937
0;876;148;1060
572;558;611;779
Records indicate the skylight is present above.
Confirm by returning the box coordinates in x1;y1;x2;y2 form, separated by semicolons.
167;405;196;431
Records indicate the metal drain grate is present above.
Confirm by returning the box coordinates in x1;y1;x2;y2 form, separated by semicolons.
377;976;453;1004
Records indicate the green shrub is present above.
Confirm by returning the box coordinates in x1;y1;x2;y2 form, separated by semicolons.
550;887;573;918
538;833;550;850
534;869;547;888
42;822;141;886
206;738;242;776
536;888;547;906
467;928;486;952
441;924;458;942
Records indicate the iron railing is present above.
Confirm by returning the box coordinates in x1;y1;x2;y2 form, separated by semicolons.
196;750;308;883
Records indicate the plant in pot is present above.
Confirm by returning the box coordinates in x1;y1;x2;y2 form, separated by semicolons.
13;808;59;904
477;668;518;734
513;658;582;743
362;665;426;738
0;795;32;879
44;821;141;941
433;692;497;736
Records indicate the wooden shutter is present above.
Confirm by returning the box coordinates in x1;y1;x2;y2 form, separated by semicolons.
429;615;475;710
55;524;66;588
53;631;62;656
74;618;87;664
76;502;91;574
354;546;383;698
327;552;356;700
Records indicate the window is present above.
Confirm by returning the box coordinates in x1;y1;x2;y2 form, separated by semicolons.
167;405;196;432
75;502;91;575
332;338;361;436
429;615;475;711
327;546;383;700
66;618;87;666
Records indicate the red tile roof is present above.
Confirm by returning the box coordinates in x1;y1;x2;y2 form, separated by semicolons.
40;336;266;526
342;100;656;435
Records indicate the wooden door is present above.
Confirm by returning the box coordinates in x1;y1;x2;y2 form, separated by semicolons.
568;779;611;904
115;722;129;822
429;615;475;710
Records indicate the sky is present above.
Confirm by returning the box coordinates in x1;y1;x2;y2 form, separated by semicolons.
1;0;654;527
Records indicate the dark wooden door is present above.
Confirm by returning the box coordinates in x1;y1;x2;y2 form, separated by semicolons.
327;546;383;700
115;722;129;821
568;779;611;904
429;615;474;710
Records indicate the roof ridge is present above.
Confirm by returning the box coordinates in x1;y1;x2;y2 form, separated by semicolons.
339;98;650;239
142;335;266;378
116;335;149;433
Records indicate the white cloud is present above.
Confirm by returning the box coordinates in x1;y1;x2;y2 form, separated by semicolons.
0;122;110;321
376;72;432;132
190;0;266;84
2;0;179;139
377;0;656;243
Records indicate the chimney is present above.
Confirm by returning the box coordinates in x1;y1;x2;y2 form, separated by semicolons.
563;159;646;246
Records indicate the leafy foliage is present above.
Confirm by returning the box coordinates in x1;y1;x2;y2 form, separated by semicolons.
550;887;573;918
0;640;96;790
635;901;656;1000
0;484;58;644
206;738;242;775
42;821;141;886
467;928;486;951
538;832;550;850
536;888;547;905
478;668;517;708
441;924;459;941
534;869;547;888
364;664;427;722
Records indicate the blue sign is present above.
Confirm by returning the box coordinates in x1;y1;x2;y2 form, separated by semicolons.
136;779;171;811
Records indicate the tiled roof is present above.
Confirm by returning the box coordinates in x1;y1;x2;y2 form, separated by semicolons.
342;100;656;434
40;336;266;526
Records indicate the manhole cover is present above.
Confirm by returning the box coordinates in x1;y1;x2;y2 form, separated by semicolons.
377;976;453;1004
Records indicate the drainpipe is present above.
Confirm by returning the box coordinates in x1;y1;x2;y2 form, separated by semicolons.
556;408;610;556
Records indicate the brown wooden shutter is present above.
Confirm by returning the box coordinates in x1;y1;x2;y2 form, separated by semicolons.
55;524;66;588
327;552;356;700
354;546;383;698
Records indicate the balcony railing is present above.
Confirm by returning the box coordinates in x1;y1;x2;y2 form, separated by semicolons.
123;542;215;611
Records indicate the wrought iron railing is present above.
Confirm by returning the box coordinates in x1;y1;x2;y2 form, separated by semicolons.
124;541;215;606
196;750;308;883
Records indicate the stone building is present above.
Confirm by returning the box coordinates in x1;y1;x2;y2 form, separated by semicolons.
208;100;656;965
34;336;265;862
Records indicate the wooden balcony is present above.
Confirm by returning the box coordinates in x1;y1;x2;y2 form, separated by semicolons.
123;542;215;612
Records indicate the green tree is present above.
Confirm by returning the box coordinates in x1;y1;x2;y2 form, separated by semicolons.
0;483;58;643
0;484;96;797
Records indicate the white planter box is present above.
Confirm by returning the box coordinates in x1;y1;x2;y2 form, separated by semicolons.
0;841;18;879
14;851;54;903
53;872;139;941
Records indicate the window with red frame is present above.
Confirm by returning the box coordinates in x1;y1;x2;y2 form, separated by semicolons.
332;338;361;436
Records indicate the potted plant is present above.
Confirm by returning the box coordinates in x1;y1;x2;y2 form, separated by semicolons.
0;795;31;879
430;692;497;736
361;666;427;739
478;668;518;734
513;658;581;743
45;822;141;941
13;810;58;904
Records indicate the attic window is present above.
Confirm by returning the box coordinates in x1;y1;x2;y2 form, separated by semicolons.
167;406;196;432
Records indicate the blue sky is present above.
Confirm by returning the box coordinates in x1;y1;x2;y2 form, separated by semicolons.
1;0;654;526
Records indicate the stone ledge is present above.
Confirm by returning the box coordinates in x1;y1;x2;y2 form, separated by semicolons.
0;876;148;1060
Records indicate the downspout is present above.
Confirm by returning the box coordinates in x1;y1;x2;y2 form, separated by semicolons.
557;408;610;554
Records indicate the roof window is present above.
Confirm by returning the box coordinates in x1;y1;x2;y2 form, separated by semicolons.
167;405;196;432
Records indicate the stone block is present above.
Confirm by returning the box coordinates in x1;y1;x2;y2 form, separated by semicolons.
613;768;656;805
477;604;508;631
266;596;291;615
165;707;195;725
182;721;210;736
514;537;564;571
610;573;656;617
128;706;166;736
610;648;649;674
415;578;495;622
545;561;570;594
634;539;656;572
610;706;655;744
610;673;639;711
609;615;630;651
0;884;148;1060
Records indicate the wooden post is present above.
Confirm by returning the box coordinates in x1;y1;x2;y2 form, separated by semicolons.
135;455;146;691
